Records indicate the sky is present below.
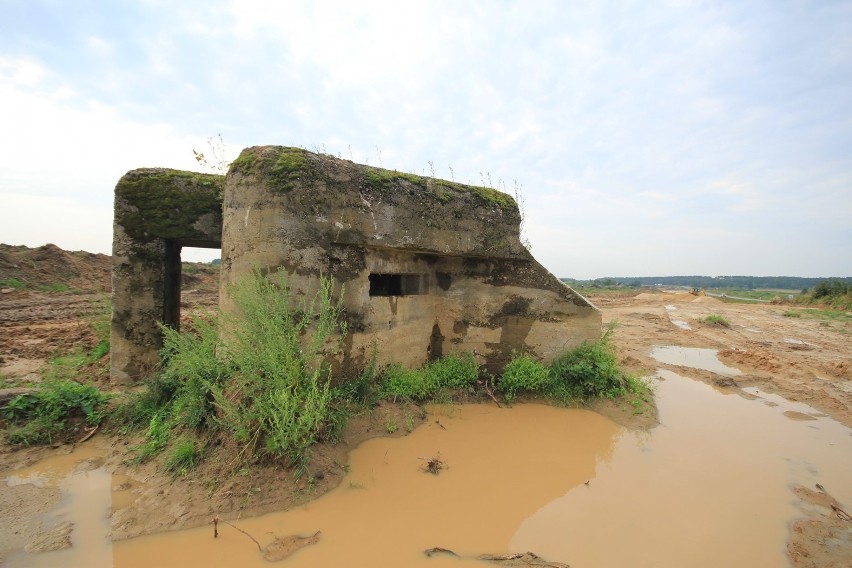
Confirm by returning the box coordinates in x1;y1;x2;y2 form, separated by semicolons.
1;0;850;279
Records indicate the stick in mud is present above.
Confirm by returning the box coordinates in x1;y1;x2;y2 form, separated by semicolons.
212;516;263;552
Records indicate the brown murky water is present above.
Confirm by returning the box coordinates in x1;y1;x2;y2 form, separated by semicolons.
5;445;113;567
6;347;852;567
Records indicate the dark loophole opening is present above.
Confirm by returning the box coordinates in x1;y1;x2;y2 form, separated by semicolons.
369;273;427;296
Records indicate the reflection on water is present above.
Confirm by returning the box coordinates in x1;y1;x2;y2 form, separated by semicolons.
4;446;113;568
651;345;741;376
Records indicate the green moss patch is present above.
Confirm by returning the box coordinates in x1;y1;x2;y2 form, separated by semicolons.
363;166;516;210
435;180;516;209
116;169;223;244
230;146;318;193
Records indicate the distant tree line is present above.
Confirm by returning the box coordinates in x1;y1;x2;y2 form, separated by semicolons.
561;275;852;291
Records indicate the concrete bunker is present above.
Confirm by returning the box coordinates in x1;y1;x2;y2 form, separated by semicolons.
111;146;601;382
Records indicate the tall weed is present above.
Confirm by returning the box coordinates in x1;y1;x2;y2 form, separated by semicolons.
131;268;349;473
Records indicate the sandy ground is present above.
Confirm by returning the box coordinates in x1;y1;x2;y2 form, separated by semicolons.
1;251;850;567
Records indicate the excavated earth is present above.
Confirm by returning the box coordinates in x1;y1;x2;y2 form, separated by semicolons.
1;244;850;567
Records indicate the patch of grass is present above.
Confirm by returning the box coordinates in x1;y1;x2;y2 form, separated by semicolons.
699;314;731;327
4;379;110;445
380;353;479;402
783;310;802;318
365;168;425;190
712;289;783;301
0;278;27;290
795;308;852;323
165;438;202;475
384;417;398;434
494;327;650;405
38;282;72;293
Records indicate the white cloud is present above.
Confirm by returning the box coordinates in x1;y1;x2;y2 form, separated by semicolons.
0;1;849;277
0;192;113;254
0;56;46;87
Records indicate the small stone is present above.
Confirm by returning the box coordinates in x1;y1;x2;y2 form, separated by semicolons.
1;288;14;294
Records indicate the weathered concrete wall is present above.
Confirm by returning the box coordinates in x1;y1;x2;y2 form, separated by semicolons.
111;168;223;383
221;146;600;375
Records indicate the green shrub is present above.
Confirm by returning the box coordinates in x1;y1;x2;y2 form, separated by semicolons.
812;278;850;299
548;329;629;400
4;380;110;445
498;354;551;401
159;310;225;429
132;409;170;462
382;363;432;400
128;268;349;475
427;352;479;389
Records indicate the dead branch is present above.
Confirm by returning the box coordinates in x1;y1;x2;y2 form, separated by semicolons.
424;548;570;567
424;547;458;557
213;516;263;552
77;425;99;444
831;504;852;522
483;379;503;408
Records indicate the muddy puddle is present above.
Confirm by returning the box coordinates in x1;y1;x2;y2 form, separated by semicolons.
651;345;741;376
4;445;115;567
7;347;852;567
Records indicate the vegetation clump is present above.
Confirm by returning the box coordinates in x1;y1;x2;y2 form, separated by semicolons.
495;327;649;403
797;278;852;311
699;314;731;327
2;294;112;445
117;267;348;476
380;353;479;402
4;380;110;445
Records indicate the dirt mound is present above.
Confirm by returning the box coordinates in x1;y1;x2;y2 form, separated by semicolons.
634;292;662;300
718;348;781;373
0;244;111;293
822;359;852;380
